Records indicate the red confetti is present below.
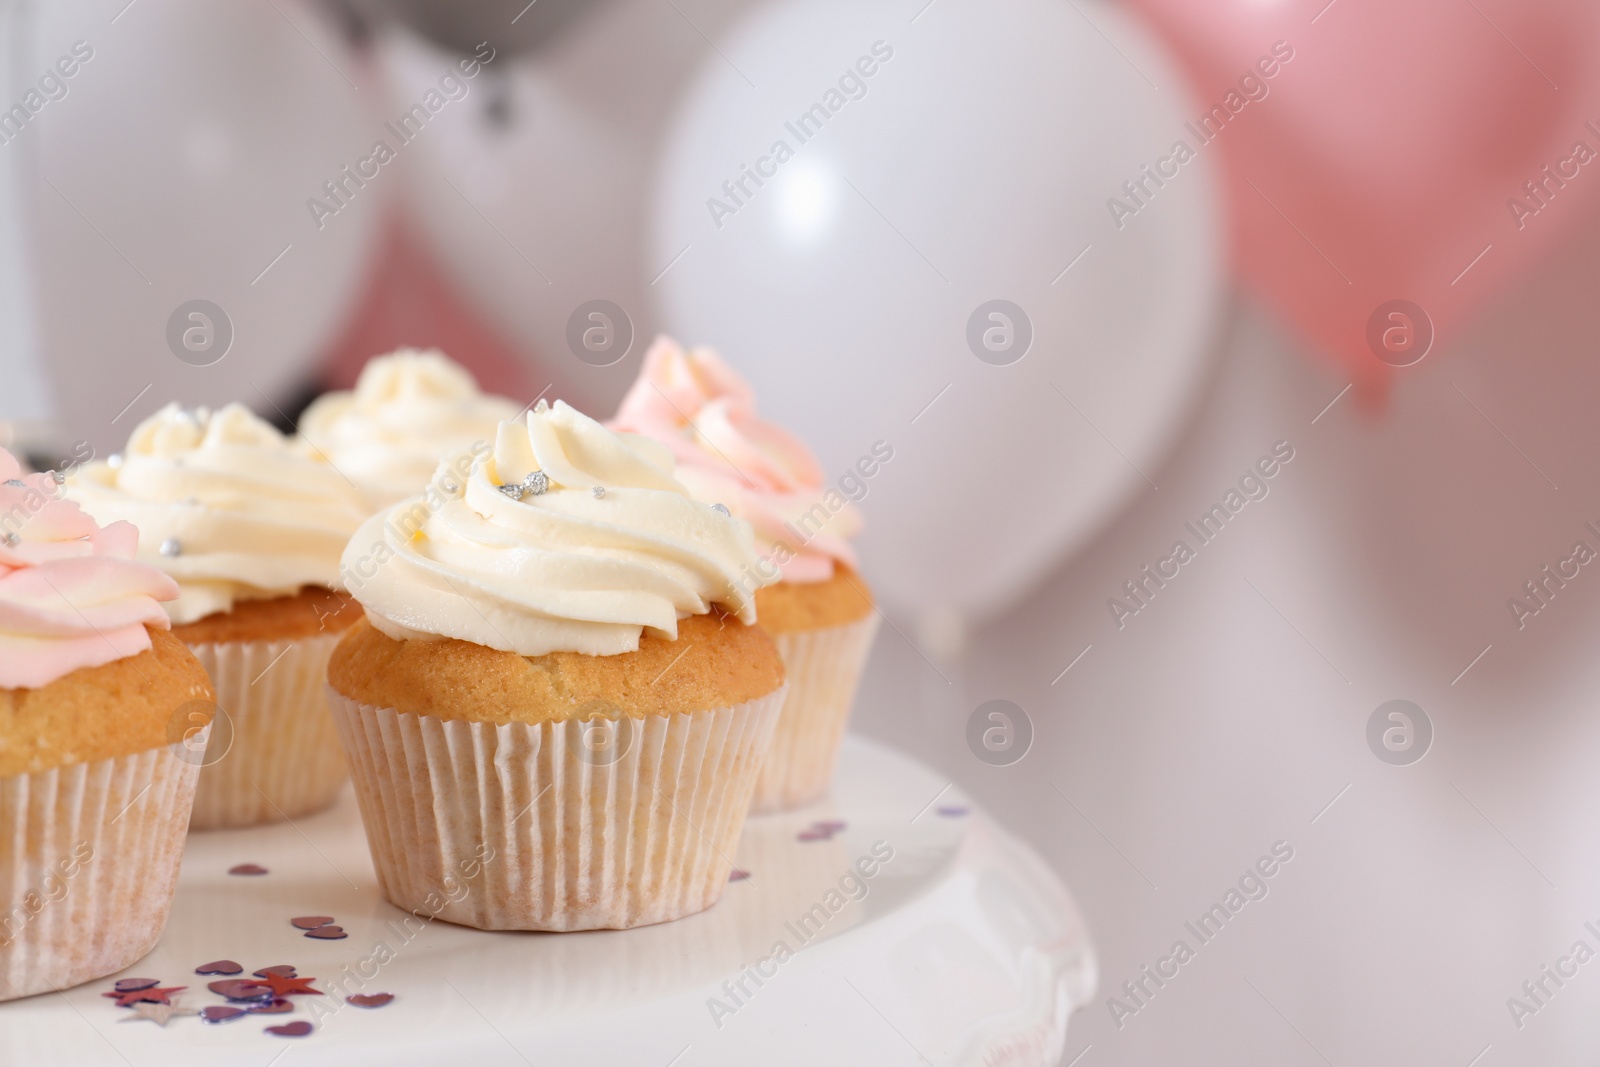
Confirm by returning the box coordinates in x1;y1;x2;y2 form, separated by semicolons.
247;998;295;1015
266;1021;313;1037
200;1006;246;1024
346;993;394;1009
195;960;242;976
304;926;347;940
254;965;297;979
228;864;268;876
207;979;272;1002
112;978;159;993
290;916;334;930
102;985;185;1008
728;869;751;882
260;973;323;997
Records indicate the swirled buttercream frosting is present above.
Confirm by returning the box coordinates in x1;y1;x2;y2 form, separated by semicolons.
342;400;775;657
298;349;522;508
609;336;860;583
67;403;370;625
0;448;180;688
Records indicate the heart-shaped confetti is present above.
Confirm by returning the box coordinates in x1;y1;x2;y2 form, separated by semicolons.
290;916;334;930
266;1021;313;1037
247;998;294;1015
304;926;347;940
200;1006;246;1024
228;863;268;876
253;965;296;979
207;979;272;1002
346;993;393;1009
112;978;159;993
195;961;242;976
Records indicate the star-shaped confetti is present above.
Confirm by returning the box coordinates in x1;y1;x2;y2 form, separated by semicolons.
119;999;199;1027
260;973;323;998
103;984;186;1008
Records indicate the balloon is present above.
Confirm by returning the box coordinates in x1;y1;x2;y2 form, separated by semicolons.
1123;0;1600;399
374;0;763;416
28;0;380;451
650;0;1223;623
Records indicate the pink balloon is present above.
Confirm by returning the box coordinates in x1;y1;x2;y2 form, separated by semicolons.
1123;0;1600;400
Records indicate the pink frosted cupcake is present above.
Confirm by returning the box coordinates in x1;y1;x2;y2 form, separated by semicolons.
0;449;212;1000
611;337;880;812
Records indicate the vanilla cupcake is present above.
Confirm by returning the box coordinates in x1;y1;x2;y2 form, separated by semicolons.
297;348;522;509
327;400;786;931
67;404;369;829
611;337;878;812
0;449;213;1000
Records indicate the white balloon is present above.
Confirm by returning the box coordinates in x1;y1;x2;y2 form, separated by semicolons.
650;0;1223;622
376;0;760;415
28;0;379;452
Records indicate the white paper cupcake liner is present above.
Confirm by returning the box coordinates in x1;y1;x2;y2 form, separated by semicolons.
0;734;205;1001
327;685;785;931
187;634;348;830
751;614;880;813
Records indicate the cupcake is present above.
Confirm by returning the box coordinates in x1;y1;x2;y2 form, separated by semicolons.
297;348;522;509
327;400;786;931
0;449;213;1000
611;337;878;812
67;403;369;829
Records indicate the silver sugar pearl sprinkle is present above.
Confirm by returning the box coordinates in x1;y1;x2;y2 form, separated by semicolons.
523;470;549;496
108;454;123;468
49;470;65;484
3;532;17;547
533;398;550;414
711;503;730;516
498;483;524;500
592;486;606;498
443;480;458;493
159;538;183;557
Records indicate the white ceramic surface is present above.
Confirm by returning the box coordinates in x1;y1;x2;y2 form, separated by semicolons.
0;735;1094;1066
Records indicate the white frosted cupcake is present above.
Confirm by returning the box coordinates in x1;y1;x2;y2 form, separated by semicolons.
297;348;522;509
0;448;212;1000
327;400;786;930
611;337;879;812
67;403;369;829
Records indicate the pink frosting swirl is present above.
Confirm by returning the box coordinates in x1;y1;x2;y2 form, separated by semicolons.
0;449;179;690
610;336;859;583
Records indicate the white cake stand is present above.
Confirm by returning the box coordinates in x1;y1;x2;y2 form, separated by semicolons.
0;735;1095;1066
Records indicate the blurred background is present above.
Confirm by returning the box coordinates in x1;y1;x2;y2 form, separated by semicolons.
5;0;1600;1062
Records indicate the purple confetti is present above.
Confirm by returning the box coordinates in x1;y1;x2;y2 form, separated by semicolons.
936;805;969;818
247;998;294;1015
195;960;242;976
254;965;297;979
200;1006;246;1024
346;993;394;1009
304;925;347;940
727;868;751;883
266;1021;313;1038
228;863;268;876
290;916;334;931
207;979;273;1002
113;978;159;993
813;820;847;833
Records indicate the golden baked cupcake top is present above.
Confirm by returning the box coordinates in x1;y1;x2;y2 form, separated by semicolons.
67;403;369;625
341;400;781;659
